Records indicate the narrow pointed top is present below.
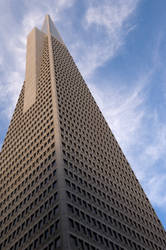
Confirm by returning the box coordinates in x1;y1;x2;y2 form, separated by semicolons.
42;14;64;44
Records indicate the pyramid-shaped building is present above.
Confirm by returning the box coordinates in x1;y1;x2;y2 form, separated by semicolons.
0;15;166;250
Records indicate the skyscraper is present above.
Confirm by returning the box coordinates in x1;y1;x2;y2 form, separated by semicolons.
0;14;165;250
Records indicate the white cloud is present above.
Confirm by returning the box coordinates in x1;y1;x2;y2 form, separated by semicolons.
0;0;139;119
89;82;145;151
74;0;139;78
88;61;166;218
146;174;166;207
54;0;76;11
72;42;117;79
0;72;23;118
0;0;76;119
0;56;3;66
77;7;166;217
145;123;166;162
86;0;138;33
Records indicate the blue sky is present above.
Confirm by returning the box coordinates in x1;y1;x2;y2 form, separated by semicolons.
0;0;166;229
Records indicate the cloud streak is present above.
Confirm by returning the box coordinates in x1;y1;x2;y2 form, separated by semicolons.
72;0;139;78
89;65;166;221
0;0;76;120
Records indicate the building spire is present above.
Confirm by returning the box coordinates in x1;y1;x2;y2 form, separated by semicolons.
42;14;64;44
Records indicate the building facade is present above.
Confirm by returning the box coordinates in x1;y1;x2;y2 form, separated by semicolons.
0;15;166;250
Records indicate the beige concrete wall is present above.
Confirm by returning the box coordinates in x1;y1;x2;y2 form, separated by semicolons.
42;14;64;44
23;28;46;113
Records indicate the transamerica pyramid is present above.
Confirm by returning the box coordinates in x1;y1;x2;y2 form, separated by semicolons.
0;15;166;250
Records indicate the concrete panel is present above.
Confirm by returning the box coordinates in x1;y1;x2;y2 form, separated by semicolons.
23;28;46;113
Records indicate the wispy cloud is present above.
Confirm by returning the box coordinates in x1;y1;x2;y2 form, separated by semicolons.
0;0;139;118
146;174;166;207
72;0;140;78
89;82;145;150
0;0;76;120
0;72;23;118
83;21;166;222
145;123;166;162
89;65;166;220
85;0;138;34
